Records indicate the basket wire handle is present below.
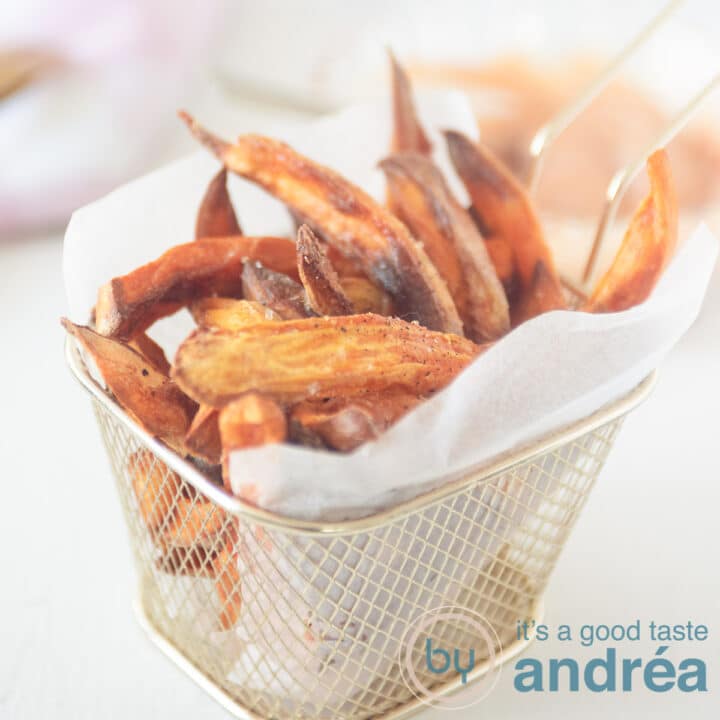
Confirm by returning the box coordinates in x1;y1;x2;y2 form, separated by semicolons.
522;0;720;285
583;71;720;282
526;0;684;198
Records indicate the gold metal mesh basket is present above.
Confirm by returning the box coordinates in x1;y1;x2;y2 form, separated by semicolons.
66;339;655;719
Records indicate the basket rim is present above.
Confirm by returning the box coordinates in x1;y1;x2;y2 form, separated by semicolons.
65;336;656;536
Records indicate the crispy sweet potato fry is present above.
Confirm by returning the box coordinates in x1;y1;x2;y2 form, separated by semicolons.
242;262;309;319
389;51;432;155
184;404;222;465
172;314;481;407
190;297;281;330
179;113;463;335
381;153;509;341
219;392;287;488
63;320;196;451
213;541;242;630
195;168;242;239
339;276;393;315
95;236;298;340
297;225;353;315
129;332;171;374
586;150;678;313
445;130;565;321
129;449;182;531
289;392;422;451
308;240;393;313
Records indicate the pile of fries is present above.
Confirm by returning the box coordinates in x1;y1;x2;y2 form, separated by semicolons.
62;56;678;620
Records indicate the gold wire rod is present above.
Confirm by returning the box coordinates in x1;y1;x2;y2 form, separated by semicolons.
527;0;684;198
583;71;720;282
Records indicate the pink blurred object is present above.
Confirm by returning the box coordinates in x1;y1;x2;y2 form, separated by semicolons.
0;0;223;237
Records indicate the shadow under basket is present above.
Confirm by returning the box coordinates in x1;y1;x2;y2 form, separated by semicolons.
66;338;655;719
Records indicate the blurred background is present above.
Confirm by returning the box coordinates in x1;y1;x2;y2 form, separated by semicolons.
1;2;719;719
2;0;720;244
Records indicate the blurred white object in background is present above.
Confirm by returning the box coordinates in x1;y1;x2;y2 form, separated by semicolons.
0;0;223;236
3;0;720;240
215;0;718;109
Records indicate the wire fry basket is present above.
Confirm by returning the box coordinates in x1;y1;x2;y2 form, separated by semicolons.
66;338;654;719
63;5;717;714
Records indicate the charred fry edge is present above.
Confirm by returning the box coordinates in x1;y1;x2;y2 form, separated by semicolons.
296;225;354;316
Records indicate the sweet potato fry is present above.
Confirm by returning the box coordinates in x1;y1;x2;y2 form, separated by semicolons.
294;232;393;312
309;241;394;312
389;51;432;155
242;262;309;319
172;314;481;407
511;261;564;326
219;393;287;450
219;392;287;488
213;540;242;630
190;297;281;330
289;392;422;451
95;236;298;340
63;319;196;451
157;544;219;578
129;449;182;531
163;496;225;546
339;276;393;316
445;130;565;321
324;243;366;278
381;153;509;341
129;332;171;374
184;404;222;465
586;150;678;313
296;225;353;315
179;113;463;335
186;301;284;464
195;168;242;239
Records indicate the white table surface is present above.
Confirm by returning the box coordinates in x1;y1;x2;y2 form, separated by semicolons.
1;225;718;718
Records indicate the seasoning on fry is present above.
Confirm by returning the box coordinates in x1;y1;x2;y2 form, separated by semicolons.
172;314;482;407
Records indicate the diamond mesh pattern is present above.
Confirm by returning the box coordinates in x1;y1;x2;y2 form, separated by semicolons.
91;398;622;719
